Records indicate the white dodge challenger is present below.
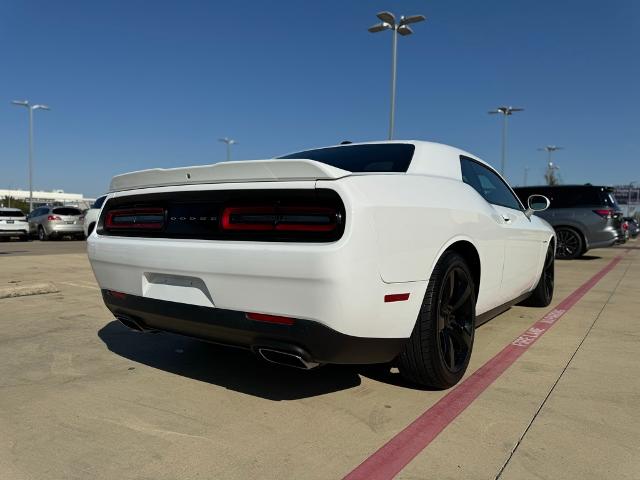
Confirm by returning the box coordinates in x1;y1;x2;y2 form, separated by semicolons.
88;141;555;388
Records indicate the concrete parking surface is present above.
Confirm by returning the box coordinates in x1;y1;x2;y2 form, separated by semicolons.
1;240;639;479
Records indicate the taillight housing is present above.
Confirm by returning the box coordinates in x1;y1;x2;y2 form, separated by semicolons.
105;208;165;230
221;205;340;233
47;215;62;221
592;209;613;219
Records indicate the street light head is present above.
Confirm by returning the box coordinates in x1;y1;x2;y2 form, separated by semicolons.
397;24;413;36
376;11;396;25
399;14;426;26
33;104;50;111
12;100;29;107
368;22;391;33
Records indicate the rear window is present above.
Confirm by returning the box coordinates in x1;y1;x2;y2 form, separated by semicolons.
278;144;415;172
52;207;81;216
0;210;25;217
92;195;107;209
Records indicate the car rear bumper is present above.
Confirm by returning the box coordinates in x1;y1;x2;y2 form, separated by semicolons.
88;231;427;339
0;229;28;236
47;224;84;235
102;290;406;364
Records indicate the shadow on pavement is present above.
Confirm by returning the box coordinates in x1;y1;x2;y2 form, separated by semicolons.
98;320;363;400
575;255;602;260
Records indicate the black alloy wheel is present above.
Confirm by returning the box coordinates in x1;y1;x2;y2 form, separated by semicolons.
398;251;476;389
522;243;555;307
437;266;475;373
555;228;582;259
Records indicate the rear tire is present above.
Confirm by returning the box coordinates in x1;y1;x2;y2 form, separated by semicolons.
38;226;49;241
555;227;583;259
398;251;476;389
521;244;554;307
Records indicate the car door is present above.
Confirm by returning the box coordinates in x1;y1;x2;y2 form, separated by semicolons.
461;157;545;303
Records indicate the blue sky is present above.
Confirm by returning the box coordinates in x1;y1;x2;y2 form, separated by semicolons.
1;0;638;198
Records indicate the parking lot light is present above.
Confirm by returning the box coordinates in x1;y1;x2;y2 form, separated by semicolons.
368;11;426;140
488;106;523;177
538;145;563;186
11;100;51;212
218;137;237;162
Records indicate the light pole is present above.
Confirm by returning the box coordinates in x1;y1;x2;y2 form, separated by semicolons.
523;166;529;186
488;106;523;177
12;100;51;212
368;11;426;140
218;137;237;162
627;181;638;216
538;145;563;186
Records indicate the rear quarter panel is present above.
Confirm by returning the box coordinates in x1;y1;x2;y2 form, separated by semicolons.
320;174;507;315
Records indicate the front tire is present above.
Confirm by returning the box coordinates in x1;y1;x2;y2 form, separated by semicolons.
398;251;476;389
521;244;554;307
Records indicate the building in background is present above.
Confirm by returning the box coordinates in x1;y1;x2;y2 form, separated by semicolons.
0;188;95;211
613;185;640;217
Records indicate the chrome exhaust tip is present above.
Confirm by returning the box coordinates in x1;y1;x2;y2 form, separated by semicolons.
257;348;320;370
115;315;156;333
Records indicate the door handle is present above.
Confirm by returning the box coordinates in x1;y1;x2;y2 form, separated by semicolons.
502;214;511;223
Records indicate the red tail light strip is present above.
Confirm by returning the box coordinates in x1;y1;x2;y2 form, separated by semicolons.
221;205;338;232
105;208;165;230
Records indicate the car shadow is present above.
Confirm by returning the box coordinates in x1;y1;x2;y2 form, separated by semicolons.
575;255;602;260
98;320;366;400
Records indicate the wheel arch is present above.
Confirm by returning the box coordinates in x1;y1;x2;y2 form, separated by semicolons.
429;236;481;304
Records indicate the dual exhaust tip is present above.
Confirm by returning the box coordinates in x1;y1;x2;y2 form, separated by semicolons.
115;315;319;370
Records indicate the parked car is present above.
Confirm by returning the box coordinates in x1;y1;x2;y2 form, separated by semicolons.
0;208;29;241
84;195;107;237
623;217;639;239
88;141;555;389
28;206;85;240
514;185;624;259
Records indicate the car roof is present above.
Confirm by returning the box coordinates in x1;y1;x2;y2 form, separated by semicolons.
280;140;495;181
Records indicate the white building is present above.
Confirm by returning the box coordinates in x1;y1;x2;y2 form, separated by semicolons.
0;188;96;210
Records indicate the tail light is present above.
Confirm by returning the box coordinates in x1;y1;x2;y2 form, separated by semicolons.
105;208;165;230
47;215;62;221
623;221;629;231
221;205;340;232
592;209;613;219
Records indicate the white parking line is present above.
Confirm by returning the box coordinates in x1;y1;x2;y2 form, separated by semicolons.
59;281;100;291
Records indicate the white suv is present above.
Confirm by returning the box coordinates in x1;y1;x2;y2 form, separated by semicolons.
84;195;107;237
0;208;29;241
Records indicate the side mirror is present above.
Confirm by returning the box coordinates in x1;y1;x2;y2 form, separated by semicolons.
524;194;550;219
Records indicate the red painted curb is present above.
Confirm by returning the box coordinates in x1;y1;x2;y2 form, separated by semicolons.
343;255;623;480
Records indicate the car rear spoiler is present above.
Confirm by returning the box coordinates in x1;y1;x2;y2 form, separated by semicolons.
109;159;351;192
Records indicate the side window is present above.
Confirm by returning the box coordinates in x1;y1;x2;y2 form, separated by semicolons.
460;157;522;210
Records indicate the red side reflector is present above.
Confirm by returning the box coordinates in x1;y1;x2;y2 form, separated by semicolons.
384;293;410;303
107;290;127;299
246;312;295;325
